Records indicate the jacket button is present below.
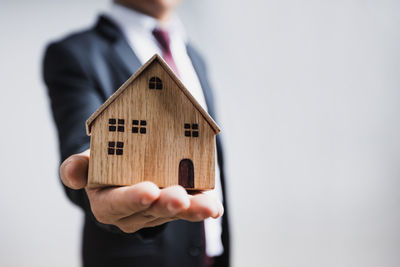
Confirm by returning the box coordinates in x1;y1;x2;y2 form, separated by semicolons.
189;247;201;257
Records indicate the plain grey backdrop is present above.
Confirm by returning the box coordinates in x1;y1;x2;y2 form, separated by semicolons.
1;0;400;266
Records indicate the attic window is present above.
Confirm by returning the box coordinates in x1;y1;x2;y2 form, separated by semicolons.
108;141;124;155
149;77;162;90
184;123;199;138
132;120;147;134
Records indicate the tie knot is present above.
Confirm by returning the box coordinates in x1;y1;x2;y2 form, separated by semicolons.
152;28;171;53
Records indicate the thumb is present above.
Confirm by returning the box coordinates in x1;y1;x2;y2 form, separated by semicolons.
60;149;90;189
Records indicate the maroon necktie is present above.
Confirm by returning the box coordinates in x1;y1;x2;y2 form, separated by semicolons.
152;28;180;77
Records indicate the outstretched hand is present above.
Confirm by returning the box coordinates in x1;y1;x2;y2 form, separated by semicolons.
60;150;223;233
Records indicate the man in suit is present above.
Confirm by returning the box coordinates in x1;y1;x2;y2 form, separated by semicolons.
43;0;230;266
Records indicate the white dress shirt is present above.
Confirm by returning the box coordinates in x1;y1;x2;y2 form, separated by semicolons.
105;3;224;257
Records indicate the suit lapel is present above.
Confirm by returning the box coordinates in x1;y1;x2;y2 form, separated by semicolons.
96;15;142;82
186;44;217;120
111;37;142;78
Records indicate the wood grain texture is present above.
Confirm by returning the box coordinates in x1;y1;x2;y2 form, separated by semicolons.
87;55;218;190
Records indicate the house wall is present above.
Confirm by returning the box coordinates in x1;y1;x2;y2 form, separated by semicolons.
88;60;215;189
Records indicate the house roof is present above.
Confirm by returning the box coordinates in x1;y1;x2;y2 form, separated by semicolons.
86;54;220;135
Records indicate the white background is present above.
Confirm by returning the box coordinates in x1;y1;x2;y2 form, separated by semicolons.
1;0;400;266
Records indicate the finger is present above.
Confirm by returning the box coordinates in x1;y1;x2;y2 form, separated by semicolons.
60;150;90;189
87;181;161;222
177;193;224;222
143;185;190;218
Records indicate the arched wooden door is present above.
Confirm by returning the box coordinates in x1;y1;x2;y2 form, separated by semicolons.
179;159;194;188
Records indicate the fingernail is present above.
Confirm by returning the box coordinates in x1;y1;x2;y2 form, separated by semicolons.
62;159;72;173
64;157;75;167
61;159;74;187
69;179;79;188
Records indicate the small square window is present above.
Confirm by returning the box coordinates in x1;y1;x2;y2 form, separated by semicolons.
109;118;125;132
108;140;123;155
133;120;146;134
183;123;199;138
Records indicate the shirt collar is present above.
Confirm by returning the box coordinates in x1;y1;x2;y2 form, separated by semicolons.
106;3;187;41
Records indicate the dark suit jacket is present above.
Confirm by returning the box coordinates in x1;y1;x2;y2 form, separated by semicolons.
43;16;230;267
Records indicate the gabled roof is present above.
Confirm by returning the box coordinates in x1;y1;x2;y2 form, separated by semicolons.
86;54;220;135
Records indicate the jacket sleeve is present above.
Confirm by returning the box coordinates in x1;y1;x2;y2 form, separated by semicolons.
42;41;165;237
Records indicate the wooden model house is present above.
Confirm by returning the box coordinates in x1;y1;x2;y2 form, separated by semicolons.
86;54;220;190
